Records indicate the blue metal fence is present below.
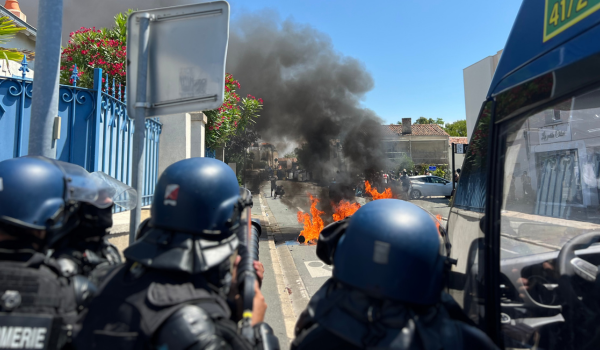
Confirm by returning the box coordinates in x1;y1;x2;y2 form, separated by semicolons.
0;66;162;212
206;146;216;159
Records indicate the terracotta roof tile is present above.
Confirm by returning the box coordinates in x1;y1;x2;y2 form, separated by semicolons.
449;137;468;145
382;124;449;136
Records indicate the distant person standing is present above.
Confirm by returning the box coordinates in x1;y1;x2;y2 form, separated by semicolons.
400;170;411;199
271;175;278;197
522;171;534;203
454;168;461;183
508;174;517;202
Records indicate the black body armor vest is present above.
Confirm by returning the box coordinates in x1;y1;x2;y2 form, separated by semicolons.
76;262;253;350
292;279;498;350
0;251;78;349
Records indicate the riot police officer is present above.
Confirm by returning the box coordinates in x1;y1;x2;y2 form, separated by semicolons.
292;199;498;350
0;156;110;349
75;157;279;349
50;171;136;285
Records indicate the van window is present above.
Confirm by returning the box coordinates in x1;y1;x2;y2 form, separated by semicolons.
447;100;493;332
499;86;600;350
453;102;492;213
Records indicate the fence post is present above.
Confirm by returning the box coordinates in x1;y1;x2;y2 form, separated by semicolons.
87;68;103;172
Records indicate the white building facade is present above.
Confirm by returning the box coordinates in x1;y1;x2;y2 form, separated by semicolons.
463;50;502;141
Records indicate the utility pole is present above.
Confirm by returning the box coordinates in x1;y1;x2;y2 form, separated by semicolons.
28;0;63;157
129;14;151;244
451;143;456;191
243;145;247;189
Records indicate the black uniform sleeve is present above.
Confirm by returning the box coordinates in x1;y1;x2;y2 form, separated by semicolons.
155;305;231;350
292;324;361;350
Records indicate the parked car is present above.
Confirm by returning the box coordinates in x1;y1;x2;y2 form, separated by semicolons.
408;175;452;199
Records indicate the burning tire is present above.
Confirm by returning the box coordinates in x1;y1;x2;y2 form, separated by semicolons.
410;189;421;200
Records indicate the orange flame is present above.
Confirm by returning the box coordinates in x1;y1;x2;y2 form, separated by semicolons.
332;200;361;221
365;180;393;200
435;214;443;235
297;193;325;243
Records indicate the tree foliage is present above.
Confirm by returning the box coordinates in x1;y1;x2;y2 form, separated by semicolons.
224;128;261;168
413;117;444;125
59;10;132;89
393;154;414;174
205;73;263;148
418;163;449;179
444;120;467;137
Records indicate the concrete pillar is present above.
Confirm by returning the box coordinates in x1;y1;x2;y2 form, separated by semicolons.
190;112;207;158
158;113;191;176
158;112;210;177
215;146;225;162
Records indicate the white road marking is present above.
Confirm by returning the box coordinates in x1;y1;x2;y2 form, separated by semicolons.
501;233;560;250
297;207;304;212
304;261;333;278
501;248;519;254
258;193;270;225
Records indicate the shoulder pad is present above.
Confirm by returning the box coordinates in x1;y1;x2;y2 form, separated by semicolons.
103;242;122;265
156;305;230;350
72;275;98;309
254;323;280;350
56;257;79;277
147;282;213;307
88;262;122;288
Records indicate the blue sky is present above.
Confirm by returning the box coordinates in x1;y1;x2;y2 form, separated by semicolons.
226;0;523;125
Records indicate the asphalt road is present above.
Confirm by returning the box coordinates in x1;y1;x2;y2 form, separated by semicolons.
261;181;331;297
411;197;451;219
257;180;454;346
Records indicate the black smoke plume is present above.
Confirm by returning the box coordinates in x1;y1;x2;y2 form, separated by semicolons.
227;13;386;181
20;3;387;179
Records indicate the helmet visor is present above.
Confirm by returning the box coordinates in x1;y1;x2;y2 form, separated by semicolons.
55;161;137;210
90;172;138;210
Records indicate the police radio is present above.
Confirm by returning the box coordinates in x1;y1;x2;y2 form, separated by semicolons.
236;188;262;343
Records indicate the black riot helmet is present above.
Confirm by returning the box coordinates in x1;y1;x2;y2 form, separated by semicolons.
125;158;243;274
0;156;129;249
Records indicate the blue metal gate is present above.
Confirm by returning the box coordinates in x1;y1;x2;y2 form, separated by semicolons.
0;66;162;212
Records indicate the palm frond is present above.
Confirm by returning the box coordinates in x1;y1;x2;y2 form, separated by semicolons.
0;16;25;46
0;49;23;62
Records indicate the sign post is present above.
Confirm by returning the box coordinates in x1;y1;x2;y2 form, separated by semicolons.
127;2;230;242
451;143;456;191
452;143;468;191
129;14;151;243
28;0;63;157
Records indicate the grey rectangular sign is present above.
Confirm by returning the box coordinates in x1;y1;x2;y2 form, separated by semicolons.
456;144;468;154
127;1;229;118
